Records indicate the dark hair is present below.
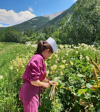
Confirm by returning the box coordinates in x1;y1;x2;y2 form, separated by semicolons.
34;40;53;54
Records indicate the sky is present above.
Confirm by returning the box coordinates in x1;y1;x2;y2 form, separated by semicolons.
0;0;77;27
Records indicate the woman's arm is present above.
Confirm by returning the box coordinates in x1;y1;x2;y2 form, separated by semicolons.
30;80;49;88
44;77;56;85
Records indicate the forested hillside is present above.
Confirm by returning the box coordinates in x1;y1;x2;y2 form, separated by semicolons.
0;0;100;45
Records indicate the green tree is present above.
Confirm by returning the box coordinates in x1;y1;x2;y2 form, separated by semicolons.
1;28;22;42
70;0;100;44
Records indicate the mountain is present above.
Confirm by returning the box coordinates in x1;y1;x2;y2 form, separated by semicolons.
43;10;65;20
0;4;74;32
37;4;73;32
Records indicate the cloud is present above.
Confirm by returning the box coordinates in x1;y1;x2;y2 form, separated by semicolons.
0;9;36;27
35;2;36;5
28;7;34;12
0;24;3;27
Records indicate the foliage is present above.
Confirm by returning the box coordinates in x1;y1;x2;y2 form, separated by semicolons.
59;0;100;45
0;42;100;112
0;28;23;42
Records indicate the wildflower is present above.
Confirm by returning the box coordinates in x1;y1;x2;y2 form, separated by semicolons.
45;61;47;67
74;46;79;49
46;70;49;76
89;56;100;74
66;53;68;56
86;56;89;61
59;45;64;49
65;45;68;48
0;75;3;79
51;65;57;70
5;73;7;76
66;64;68;66
80;55;83;60
70;61;73;66
13;61;18;67
76;51;78;53
9;66;13;70
61;71;63;75
93;67;98;84
54;54;58;58
16;69;19;72
91;84;100;91
59;65;65;69
22;58;26;64
62;60;66;63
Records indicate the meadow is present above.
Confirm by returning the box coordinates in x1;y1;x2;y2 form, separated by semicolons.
0;42;100;112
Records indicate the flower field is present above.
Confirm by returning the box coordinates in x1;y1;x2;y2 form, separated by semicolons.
0;42;100;112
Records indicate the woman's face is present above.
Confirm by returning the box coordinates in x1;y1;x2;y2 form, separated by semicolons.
42;49;53;59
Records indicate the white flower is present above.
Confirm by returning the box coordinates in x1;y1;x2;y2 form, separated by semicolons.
51;65;57;70
70;61;73;66
66;53;68;56
9;66;13;70
0;75;3;79
59;45;64;49
54;54;58;58
80;55;83;60
62;60;66;63
66;64;68;66
86;56;89;61
59;65;65;69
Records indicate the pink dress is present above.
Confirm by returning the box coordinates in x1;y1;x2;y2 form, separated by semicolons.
19;54;46;112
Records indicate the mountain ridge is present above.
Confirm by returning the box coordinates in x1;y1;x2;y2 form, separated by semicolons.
0;4;74;32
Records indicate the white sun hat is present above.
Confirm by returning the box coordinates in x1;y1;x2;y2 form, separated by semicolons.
46;37;57;53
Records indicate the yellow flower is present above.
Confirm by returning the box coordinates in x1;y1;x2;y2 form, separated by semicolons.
51;65;57;70
54;54;58;58
66;64;68;66
9;66;13;70
76;51;78;53
61;71;63;75
59;65;65;69
5;73;7;76
45;61;47;67
46;70;49;76
70;61;73;66
66;53;68;56
16;69;19;72
22;58;26;64
62;60;66;63
13;61;18;67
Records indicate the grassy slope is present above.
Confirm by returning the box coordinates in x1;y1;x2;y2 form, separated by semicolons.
0;42;36;77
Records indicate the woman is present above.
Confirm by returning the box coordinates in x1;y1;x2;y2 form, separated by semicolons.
19;37;57;112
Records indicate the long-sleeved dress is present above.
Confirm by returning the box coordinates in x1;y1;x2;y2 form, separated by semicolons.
19;54;46;112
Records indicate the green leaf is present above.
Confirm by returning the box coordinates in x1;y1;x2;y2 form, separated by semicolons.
77;74;85;78
86;83;92;88
78;89;87;94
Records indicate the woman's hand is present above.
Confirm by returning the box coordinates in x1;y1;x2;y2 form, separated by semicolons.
49;81;56;86
44;83;50;88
